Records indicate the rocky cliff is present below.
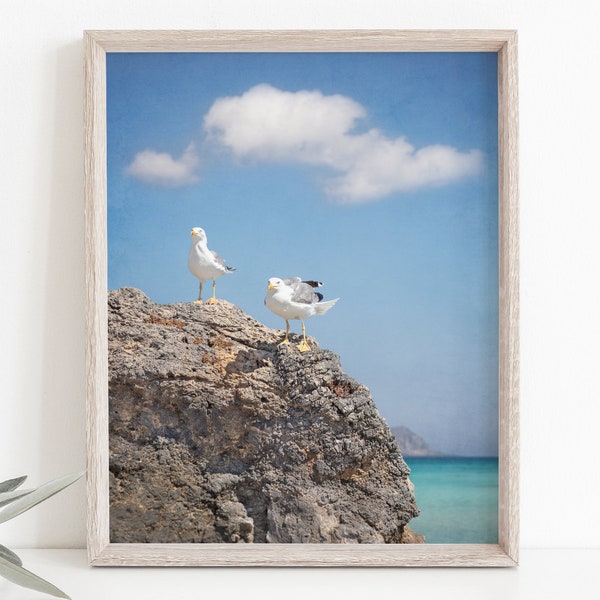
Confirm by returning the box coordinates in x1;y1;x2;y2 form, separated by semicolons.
108;287;421;544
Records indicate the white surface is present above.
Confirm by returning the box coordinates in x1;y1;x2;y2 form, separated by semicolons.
1;549;599;600
1;0;600;581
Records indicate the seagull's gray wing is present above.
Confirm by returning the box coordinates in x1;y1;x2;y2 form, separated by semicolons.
285;278;323;304
211;250;236;271
282;277;302;286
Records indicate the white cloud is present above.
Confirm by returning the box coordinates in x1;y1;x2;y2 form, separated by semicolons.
204;83;365;166
125;143;199;187
204;84;483;203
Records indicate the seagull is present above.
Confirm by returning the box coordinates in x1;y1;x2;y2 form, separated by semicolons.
188;227;235;304
264;277;339;352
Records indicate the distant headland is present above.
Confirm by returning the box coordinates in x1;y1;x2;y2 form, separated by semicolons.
391;426;446;457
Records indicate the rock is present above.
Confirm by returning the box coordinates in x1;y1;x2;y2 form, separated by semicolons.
400;526;426;544
108;287;421;544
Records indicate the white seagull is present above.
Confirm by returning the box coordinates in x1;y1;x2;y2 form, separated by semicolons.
264;277;339;352
188;227;235;304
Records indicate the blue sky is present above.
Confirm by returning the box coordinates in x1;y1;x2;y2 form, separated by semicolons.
107;51;499;456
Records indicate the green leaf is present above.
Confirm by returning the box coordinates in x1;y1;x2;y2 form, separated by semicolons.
0;554;70;599
0;476;27;493
0;544;22;567
0;471;84;525
0;488;34;509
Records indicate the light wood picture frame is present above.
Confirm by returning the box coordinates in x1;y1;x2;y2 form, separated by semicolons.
84;29;519;567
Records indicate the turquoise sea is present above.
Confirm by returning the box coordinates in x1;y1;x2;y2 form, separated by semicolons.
404;457;498;544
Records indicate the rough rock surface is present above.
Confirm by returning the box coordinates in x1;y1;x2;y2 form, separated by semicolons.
108;287;421;544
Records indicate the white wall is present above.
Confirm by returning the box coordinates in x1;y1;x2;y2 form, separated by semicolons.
1;0;599;552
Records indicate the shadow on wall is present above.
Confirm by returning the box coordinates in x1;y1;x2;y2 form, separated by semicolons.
37;40;87;548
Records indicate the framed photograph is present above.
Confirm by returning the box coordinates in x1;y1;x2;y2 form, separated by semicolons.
85;29;519;567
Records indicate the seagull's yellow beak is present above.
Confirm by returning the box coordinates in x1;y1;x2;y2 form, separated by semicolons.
190;229;195;235
267;283;276;290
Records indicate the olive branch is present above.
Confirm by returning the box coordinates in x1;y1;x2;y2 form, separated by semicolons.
0;473;83;599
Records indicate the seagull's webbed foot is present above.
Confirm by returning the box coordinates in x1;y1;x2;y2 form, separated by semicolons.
205;297;218;305
297;320;311;352
193;299;203;304
297;339;311;352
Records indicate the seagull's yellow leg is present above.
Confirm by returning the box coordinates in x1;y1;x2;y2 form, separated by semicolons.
297;320;311;352
194;281;203;304
278;320;291;346
205;280;218;305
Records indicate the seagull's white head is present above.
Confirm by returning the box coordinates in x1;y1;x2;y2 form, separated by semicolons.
190;227;207;243
267;277;284;291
